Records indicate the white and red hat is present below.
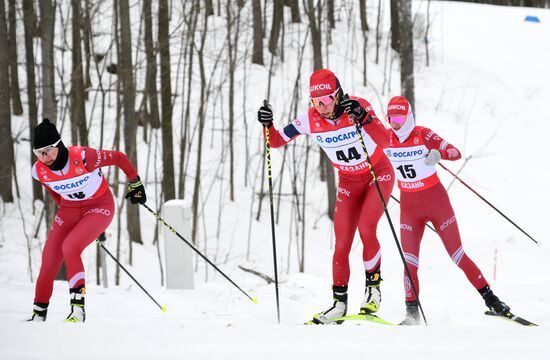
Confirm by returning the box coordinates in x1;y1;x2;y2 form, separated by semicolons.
386;96;411;117
387;96;416;143
309;69;339;98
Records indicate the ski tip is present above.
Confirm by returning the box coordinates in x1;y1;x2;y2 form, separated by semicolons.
251;297;259;304
161;306;167;313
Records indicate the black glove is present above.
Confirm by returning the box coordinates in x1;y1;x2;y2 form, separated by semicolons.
97;232;107;243
125;176;147;205
341;95;371;125
257;101;273;128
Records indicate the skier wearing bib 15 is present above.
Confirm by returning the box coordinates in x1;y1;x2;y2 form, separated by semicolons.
27;119;146;323
257;69;394;324
384;96;511;325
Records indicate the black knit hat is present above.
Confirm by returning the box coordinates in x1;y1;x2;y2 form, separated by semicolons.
33;119;61;149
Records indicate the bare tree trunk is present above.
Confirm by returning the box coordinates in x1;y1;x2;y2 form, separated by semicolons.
71;0;87;147
268;0;283;55
252;0;263;65
82;0;92;99
398;0;415;110
179;3;199;199
159;0;175;201
7;0;23;115
23;0;43;204
227;2;235;201
0;0;14;202
192;1;208;245
39;0;60;277
327;0;335;29
284;0;301;23
227;2;242;201
111;0;122;283
390;0;400;52
306;0;322;70
306;0;335;220
39;0;57;121
205;0;214;16
359;0;368;87
375;0;382;64
119;0;142;248
143;0;160;132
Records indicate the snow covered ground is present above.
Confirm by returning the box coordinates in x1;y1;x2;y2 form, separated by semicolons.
1;1;550;359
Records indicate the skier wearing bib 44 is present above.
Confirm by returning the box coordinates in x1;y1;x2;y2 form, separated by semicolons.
27;119;146;323
258;69;394;324
384;96;510;325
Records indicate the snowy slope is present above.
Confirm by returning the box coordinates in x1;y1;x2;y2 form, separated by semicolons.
1;1;550;359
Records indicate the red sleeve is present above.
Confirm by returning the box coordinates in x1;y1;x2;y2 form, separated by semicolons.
421;128;462;161
84;147;139;180
261;125;295;148
357;98;390;148
43;184;61;206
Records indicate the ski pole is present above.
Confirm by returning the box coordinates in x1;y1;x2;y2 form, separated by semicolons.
350;105;428;325
97;240;166;312
141;203;259;304
390;194;437;233
263;99;281;324
438;163;538;245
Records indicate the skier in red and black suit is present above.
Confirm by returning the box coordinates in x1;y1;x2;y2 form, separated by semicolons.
28;119;146;323
257;69;394;324
384;96;510;325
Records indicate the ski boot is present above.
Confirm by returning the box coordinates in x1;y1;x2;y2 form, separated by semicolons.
400;300;421;325
65;285;86;323
27;302;48;322
479;285;510;316
360;270;381;314
311;285;348;324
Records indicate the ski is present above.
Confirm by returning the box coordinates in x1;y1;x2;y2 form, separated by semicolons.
484;311;538;327
305;313;396;326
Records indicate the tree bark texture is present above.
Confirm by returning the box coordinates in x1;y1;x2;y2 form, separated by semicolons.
159;0;175;201
390;0;400;52
327;0;335;29
38;0;58;276
8;0;23;115
22;0;43;202
252;0;263;65
82;0;92;99
306;0;335;220
284;0;301;23
398;0;415;110
268;0;283;55
192;1;208;245
119;0;142;245
143;0;160;129
71;0;88;147
0;0;14;202
39;0;57;121
226;2;239;201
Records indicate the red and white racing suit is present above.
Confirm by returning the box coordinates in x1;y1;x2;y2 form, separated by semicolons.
32;146;138;304
386;126;488;301
266;97;394;286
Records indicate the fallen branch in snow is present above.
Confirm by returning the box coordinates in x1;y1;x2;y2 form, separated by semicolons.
238;265;274;284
